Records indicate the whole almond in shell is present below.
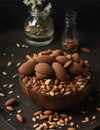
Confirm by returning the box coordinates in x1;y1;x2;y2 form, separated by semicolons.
36;55;55;64
56;56;68;65
52;62;69;81
35;63;54;78
72;53;80;62
68;62;83;75
18;60;37;75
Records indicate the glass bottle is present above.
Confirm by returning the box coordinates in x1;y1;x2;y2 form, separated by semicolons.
62;10;79;53
24;11;54;46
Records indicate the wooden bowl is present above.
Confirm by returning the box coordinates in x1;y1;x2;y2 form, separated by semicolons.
19;74;92;111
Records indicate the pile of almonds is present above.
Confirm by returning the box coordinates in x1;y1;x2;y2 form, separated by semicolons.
19;49;92;95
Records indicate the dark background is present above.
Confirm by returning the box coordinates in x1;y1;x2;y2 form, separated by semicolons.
0;0;100;44
0;0;100;31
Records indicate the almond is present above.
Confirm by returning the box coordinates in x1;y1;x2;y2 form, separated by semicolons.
79;59;84;66
43;110;53;115
5;98;16;106
66;54;72;60
18;60;37;75
36;55;55;64
72;53;80;62
34;111;43;116
41;50;52;55
96;108;100;111
50;49;62;57
67;127;76;130
16;114;23;122
40;115;49;120
6;106;14;111
80;47;91;53
68;62;83;75
56;56;68;65
35;72;51;79
35;63;54;79
49;115;53;122
64;60;72;68
60;113;68;118
52;62;69;81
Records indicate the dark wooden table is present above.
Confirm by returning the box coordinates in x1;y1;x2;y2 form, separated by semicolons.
0;29;100;130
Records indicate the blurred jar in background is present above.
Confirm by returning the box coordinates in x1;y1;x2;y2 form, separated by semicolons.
62;10;79;53
24;11;54;46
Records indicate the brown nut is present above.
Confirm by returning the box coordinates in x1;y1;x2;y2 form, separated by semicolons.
64;60;72;68
72;53;80;62
41;50;52;55
36;55;55;64
80;47;91;53
68;62;83;75
52;62;69;81
50;49;63;57
5;98;16;106
18;60;37;75
35;63;54;79
56;56;68;65
35;72;51;79
16;114;24;122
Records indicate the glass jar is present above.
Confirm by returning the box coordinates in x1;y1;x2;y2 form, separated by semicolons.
24;11;54;46
62;10;79;53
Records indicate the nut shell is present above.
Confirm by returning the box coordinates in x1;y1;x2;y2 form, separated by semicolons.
56;56;68;65
52;62;69;81
35;72;51;79
68;62;83;75
18;60;37;75
72;53;80;62
36;55;55;64
35;63;54;78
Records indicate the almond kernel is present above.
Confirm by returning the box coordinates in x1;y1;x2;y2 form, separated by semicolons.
16;114;23;122
5;98;16;106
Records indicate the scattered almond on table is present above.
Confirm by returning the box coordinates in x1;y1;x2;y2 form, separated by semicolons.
0;92;5;97
16;114;24;122
2;71;8;76
6;106;14;111
80;47;91;53
96;107;100;111
5;98;16;106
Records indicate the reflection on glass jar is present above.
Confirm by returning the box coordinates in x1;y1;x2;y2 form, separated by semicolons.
62;10;79;53
24;11;54;46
